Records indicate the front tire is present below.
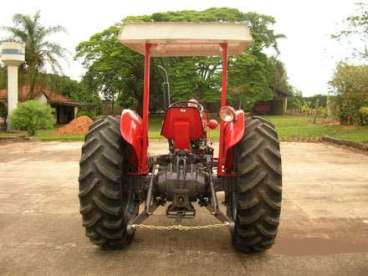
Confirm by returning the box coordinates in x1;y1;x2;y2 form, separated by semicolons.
228;116;282;253
78;116;138;249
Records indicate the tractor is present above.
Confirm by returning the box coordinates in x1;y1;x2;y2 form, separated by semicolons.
78;22;282;253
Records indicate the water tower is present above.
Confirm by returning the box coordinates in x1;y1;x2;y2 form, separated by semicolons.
0;41;25;130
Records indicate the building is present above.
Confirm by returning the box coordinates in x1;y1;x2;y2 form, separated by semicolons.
101;99;123;115
0;85;80;124
252;89;288;115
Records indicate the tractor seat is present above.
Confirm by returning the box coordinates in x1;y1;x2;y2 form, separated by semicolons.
161;107;205;151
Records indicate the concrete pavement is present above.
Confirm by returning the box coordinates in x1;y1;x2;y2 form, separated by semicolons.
0;141;367;275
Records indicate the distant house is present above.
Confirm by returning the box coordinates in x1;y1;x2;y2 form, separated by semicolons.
0;85;80;124
252;89;288;115
101;99;123;115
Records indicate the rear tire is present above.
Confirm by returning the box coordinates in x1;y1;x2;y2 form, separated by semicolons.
78;116;139;249
228;116;282;253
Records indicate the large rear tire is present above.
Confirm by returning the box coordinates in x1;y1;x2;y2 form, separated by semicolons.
78;116;139;249
228;116;282;253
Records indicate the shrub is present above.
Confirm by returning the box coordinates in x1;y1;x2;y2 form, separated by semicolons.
10;100;55;136
77;110;95;120
0;102;6;118
359;106;368;125
330;63;368;125
300;102;312;115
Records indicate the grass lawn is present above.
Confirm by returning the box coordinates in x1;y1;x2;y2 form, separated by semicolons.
35;130;85;142
264;116;368;143
1;115;367;143
0;130;27;138
149;115;368;143
0;127;84;141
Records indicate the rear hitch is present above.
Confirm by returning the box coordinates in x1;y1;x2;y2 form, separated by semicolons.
127;159;235;233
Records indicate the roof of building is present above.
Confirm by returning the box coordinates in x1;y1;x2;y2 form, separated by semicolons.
119;22;252;57
0;85;80;106
275;89;289;97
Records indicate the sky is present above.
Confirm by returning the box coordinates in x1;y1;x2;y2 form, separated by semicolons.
0;0;360;96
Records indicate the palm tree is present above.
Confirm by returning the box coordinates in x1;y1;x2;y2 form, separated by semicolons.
2;11;66;98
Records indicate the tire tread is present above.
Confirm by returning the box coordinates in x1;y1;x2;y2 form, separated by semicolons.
79;116;137;249
231;116;282;253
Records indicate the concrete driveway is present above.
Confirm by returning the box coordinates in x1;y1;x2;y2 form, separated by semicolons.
0;141;367;275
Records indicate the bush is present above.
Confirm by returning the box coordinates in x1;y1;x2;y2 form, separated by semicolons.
77;110;95;120
338;100;360;125
330;63;368;125
10;100;55;136
359;106;368;125
0;102;6;118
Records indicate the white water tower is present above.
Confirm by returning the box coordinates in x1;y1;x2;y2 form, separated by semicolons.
0;41;25;130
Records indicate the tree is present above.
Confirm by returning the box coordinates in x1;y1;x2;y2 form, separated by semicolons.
127;8;286;109
229;52;275;110
76;26;145;113
287;88;304;112
2;11;66;98
39;72;102;116
76;8;288;113
331;2;368;124
333;1;368;59
329;63;368;125
270;57;291;94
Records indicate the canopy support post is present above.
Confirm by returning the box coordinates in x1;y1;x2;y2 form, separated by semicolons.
141;43;152;174
220;43;228;107
218;43;228;176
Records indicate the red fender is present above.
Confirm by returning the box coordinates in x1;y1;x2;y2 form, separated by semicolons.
120;109;148;175
218;110;245;176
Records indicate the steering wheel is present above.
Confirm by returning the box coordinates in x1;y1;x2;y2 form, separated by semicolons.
169;100;204;112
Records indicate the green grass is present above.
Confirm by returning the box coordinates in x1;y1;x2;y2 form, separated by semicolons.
0;130;27;138
148;115;368;143
264;115;368;143
325;127;368;143
149;115;165;139
0;129;84;141
35;129;85;142
1;115;367;143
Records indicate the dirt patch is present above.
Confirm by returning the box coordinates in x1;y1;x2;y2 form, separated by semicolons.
342;125;355;129
318;118;340;125
57;116;93;135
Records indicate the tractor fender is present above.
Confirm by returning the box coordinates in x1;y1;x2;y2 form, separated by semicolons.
120;109;147;174
221;110;245;174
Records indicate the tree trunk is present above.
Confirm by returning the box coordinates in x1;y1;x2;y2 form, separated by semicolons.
111;94;115;115
28;69;38;100
312;99;320;124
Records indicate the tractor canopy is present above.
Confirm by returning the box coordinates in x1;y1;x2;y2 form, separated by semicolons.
118;22;252;57
118;22;253;175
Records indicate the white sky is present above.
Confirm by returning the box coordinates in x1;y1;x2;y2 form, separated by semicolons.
0;0;359;96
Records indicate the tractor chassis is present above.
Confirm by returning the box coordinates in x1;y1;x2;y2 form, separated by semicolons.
126;155;234;234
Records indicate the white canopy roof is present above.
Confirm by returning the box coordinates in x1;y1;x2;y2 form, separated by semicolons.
118;22;252;57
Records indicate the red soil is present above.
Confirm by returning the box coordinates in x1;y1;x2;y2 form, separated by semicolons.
57;116;93;135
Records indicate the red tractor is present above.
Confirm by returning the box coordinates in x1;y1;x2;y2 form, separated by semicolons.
78;22;282;253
